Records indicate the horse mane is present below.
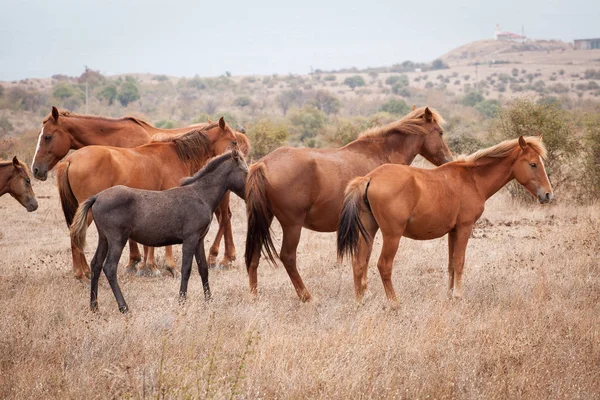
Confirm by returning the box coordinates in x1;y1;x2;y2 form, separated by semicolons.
455;136;547;163
42;109;151;128
235;132;251;157
359;107;446;139
180;151;237;187
149;121;219;143
0;158;32;176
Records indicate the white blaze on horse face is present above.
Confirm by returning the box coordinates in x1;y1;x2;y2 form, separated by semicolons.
33;127;44;164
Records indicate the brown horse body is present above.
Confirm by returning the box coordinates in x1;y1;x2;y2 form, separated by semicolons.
0;157;38;212
245;107;452;301
33;107;248;275
57;120;238;280
337;136;553;304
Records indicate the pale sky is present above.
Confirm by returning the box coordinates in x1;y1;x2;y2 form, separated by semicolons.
1;0;599;80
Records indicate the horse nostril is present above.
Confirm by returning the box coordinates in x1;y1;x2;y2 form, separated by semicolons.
33;167;39;175
545;193;551;201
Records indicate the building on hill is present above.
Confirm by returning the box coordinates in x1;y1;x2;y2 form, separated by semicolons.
494;24;526;42
574;38;600;50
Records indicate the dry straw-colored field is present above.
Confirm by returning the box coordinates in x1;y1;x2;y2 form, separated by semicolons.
1;176;599;399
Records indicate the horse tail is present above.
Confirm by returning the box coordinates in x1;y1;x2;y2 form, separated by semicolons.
56;162;78;227
337;176;372;261
70;196;97;252
244;163;277;269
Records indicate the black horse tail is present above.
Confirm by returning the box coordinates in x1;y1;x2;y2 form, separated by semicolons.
244;162;277;269
337;176;372;261
70;196;97;252
56;162;78;227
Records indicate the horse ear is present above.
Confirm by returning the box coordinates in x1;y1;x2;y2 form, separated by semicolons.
12;156;20;169
237;126;246;134
218;116;226;130
412;105;417;111
51;106;60;122
518;136;527;150
424;107;433;122
207;117;213;123
538;134;543;141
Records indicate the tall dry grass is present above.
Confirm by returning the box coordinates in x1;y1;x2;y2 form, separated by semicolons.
0;179;599;399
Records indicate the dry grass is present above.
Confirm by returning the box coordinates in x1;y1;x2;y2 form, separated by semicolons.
1;179;599;399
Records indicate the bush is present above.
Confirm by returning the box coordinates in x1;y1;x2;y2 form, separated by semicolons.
323;75;336;82
97;84;118;105
0;117;14;137
233;96;252;108
277;89;303;116
447;133;486;155
582;113;600;199
385;75;400;85
430;59;449;70
246;119;289;159
289;105;326;144
309;90;340;115
0;85;4;97
583;69;600;80
461;91;484;107
475;99;501;119
392;84;411;97
379;99;410;116
117;82;140;107
492;98;578;198
322;118;367;147
152;75;169;82
52;83;82;101
343;75;366;90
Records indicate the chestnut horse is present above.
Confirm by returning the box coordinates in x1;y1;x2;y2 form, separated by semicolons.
337;136;553;304
32;107;249;269
0;157;38;212
245;107;452;301
57;118;237;280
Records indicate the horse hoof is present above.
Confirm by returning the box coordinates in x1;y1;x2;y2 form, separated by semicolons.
90;302;99;312
218;259;235;270
136;268;152;277
152;269;162;277
125;266;138;275
165;266;176;278
119;305;129;314
208;262;218;269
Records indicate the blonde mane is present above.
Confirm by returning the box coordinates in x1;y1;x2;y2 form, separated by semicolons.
455;136;547;163
359;107;446;139
150;121;219;143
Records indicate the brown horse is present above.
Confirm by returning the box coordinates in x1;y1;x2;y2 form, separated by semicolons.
0;157;38;212
337;136;552;304
245;107;452;301
57;118;237;280
33;106;249;269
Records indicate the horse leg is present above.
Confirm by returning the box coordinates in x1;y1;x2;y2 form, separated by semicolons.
219;194;236;268
164;246;176;277
280;224;311;302
103;239;129;313
352;214;379;303
247;215;273;298
146;247;161;277
125;240;142;274
376;234;401;306
179;236;199;301
208;206;223;268
90;234;108;312
195;239;211;301
448;226;473;299
447;230;457;296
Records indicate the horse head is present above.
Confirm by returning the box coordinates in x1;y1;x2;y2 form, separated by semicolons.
418;107;453;166
9;156;38;212
512;136;553;203
32;106;73;180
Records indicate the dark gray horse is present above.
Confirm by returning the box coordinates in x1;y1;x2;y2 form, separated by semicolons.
70;149;248;313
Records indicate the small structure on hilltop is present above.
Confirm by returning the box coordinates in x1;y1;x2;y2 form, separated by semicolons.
574;38;600;50
495;24;526;42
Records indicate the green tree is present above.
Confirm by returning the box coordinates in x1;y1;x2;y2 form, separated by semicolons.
97;84;118;105
310;90;340;115
117;81;140;107
343;75;366;90
247;119;289;159
475;99;501;119
276;89;303;116
52;83;80;101
155;120;177;129
379;99;410;116
431;59;449;70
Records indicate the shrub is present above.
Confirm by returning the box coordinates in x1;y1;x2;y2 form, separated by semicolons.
309;90;340;115
247;119;289;159
0;84;4;97
475;99;501;119
152;75;169;82
447;133;486;155
392;84;411;97
582;113;600;198
322;118;367;147
323;75;336;82
583;69;600;80
289;105;326;144
430;59;449;70
0;117;14;137
425;82;434;89
233;96;252;108
461;91;484;107
343;75;366;90
117;82;140;107
379;99;410;116
52;83;82;101
277;89;303;115
385;75;400;85
97;84;118;105
511;68;519;77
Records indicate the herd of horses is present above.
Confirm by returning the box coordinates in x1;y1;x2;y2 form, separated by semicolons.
0;105;553;312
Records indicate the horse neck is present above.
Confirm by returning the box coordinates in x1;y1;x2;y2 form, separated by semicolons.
190;161;239;209
469;148;521;200
0;164;15;196
345;133;423;165
63;116;150;148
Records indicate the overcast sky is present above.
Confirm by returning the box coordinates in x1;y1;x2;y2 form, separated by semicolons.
1;0;599;81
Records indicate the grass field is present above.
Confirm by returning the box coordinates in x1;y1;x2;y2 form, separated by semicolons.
1;175;599;399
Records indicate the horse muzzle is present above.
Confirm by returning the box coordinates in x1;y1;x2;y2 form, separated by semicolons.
537;191;553;204
25;198;39;212
32;166;48;181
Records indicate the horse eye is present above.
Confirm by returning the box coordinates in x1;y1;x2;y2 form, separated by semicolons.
232;141;237;146
45;135;52;141
530;163;537;168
